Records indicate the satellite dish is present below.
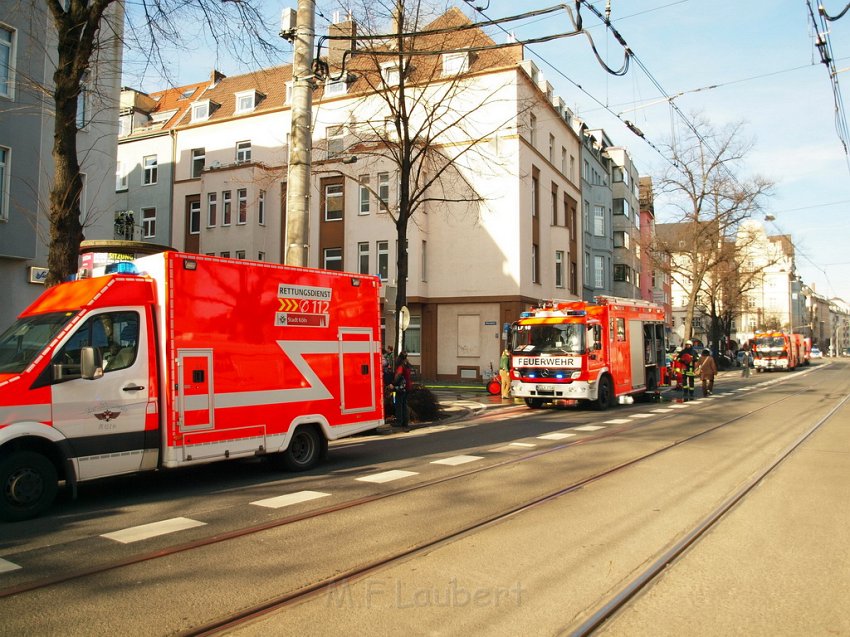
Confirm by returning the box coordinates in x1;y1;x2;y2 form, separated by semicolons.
399;305;410;332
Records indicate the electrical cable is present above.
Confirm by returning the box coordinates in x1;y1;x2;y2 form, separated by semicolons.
820;1;850;21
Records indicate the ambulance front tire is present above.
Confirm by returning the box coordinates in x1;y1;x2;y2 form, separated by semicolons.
0;450;58;522
524;398;544;409
279;426;326;471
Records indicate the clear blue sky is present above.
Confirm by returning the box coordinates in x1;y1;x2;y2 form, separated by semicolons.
125;0;850;301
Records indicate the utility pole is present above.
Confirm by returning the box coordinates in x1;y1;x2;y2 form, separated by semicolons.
285;0;315;267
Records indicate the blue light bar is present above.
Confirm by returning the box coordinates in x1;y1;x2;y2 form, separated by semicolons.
105;261;139;275
520;312;533;318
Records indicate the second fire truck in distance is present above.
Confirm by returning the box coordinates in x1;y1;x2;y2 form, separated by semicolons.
752;331;806;371
509;296;668;410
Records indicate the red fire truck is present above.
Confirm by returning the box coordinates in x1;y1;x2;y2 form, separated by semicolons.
752;331;805;371
0;251;383;521
509;296;667;410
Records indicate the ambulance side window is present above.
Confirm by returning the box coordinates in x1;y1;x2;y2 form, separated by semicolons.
616;318;626;342
54;311;140;381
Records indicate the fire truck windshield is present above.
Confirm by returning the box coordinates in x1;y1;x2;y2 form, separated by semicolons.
0;312;75;374
755;336;785;351
513;323;585;355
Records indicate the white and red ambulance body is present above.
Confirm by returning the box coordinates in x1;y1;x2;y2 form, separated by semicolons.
0;251;383;520
510;296;667;409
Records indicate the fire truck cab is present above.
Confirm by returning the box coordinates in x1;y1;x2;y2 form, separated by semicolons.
509;296;667;409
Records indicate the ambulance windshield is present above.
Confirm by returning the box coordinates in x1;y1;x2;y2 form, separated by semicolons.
755;336;785;351
513;323;585;355
0;312;75;374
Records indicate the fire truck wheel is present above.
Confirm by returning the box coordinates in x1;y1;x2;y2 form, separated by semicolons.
0;451;58;522
524;398;544;409
280;426;325;471
593;376;614;410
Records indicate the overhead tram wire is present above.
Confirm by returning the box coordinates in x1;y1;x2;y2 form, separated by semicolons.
820;1;850;21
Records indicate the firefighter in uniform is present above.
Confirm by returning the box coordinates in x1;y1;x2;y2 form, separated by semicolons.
679;340;697;401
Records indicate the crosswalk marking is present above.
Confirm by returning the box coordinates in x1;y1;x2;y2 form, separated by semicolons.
603;418;631;424
0;558;21;573
509;442;536;447
652;408;674;413
629;413;654;418
251;490;331;509
572;425;605;431
431;455;483;466
356;470;418;484
537;432;576;440
101;517;206;544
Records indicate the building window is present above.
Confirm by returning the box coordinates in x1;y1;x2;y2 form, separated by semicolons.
258;251;265;261
377;240;389;280
323;247;343;271
191;148;205;178
327;126;344;157
222;191;232;226
143;155;157;185
421;240;427;282
115;160;127;191
324;183;343;221
235;250;246;259
531;171;538;217
593;205;605;237
405;315;421;355
191;100;210;122
548;134;555;163
324;78;348;97
570;155;576;182
0;146;8;221
189;200;201;235
236;140;251;163
561;147;567;175
258;190;265;225
594;256;604;288
358;242;370;275
528;113;537;147
614;230;630;249
614;198;630;217
0;26;15;98
532;243;539;284
378;172;390;211
551;184;558;225
584;251;591;286
555;251;564;288
142;207;156;238
207;192;217;226
358;175;370;214
441;52;469;76
237;188;247;224
235;90;256;113
381;62;402;85
221;251;230;258
570;261;577;295
614;264;631;282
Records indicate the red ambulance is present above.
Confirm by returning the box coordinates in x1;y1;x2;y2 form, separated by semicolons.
0;251;383;521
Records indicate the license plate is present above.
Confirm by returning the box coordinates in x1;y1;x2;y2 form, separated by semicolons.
537;384;555;391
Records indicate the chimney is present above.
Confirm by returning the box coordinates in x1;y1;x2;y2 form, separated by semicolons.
209;69;226;88
328;18;356;73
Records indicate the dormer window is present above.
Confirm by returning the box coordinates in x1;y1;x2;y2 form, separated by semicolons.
235;89;260;114
191;100;210;122
442;52;470;76
380;62;403;85
325;78;348;97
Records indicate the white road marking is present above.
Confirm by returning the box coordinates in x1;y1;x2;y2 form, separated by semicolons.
509;442;536;447
603;418;631;424
537;432;576;440
251;490;331;509
652;409;674;413
572;425;605;431
629;413;654;418
668;404;690;409
0;558;22;573
431;455;484;466
101;517;207;544
356;470;418;484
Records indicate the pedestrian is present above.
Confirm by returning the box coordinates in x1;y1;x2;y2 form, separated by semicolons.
678;340;696;401
741;347;751;378
697;349;717;397
390;351;412;431
499;347;511;399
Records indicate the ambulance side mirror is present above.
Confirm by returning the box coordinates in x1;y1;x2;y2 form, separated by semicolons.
80;346;104;380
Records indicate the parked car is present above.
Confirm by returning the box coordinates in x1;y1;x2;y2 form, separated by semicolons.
810;346;823;358
736;350;752;367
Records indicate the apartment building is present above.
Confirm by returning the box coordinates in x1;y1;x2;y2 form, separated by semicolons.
0;2;123;327
606;147;642;299
119;9;583;381
574;123;613;302
639;176;671;325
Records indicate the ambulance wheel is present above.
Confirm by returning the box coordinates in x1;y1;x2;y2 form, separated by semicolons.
0;451;58;522
524;398;544;409
280;426;326;471
593;376;614;411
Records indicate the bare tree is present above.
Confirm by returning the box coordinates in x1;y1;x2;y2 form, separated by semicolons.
318;0;527;351
27;0;282;285
652;117;773;343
